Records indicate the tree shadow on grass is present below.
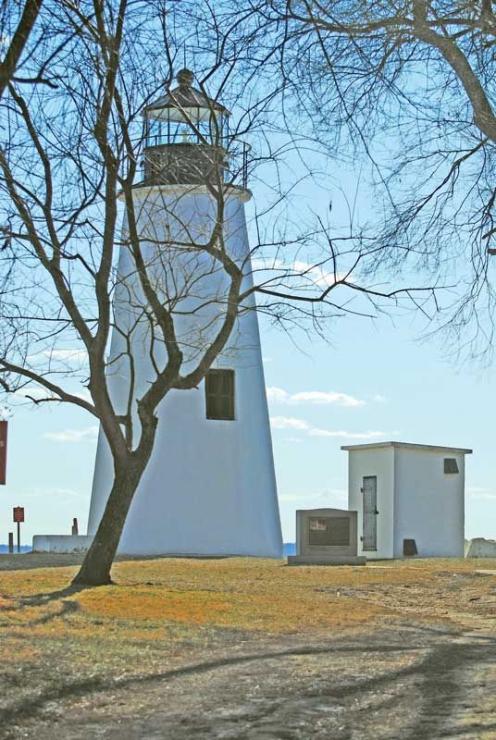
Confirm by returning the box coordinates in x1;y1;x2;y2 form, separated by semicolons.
18;583;89;607
402;638;496;740
25;599;81;626
1;601;495;737
1;629;495;735
0;641;423;724
1;584;87;625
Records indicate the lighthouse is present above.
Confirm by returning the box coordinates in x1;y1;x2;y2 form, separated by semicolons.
87;69;283;558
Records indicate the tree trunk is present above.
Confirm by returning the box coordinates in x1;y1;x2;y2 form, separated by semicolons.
72;462;143;586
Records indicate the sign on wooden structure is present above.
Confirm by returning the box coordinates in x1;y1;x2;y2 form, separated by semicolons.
13;506;24;523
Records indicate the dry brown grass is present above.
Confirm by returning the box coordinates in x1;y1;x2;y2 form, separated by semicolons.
2;556;496;630
0;556;495;700
1;556;495;737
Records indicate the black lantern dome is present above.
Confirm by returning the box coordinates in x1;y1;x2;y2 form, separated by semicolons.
141;69;245;187
144;68;230;124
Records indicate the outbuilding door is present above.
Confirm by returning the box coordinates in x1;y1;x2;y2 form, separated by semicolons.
362;476;377;551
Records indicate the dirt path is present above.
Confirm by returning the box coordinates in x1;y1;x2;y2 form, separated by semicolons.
2;556;496;738
5;624;496;739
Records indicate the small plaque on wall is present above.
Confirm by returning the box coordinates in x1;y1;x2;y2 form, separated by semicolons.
308;516;350;547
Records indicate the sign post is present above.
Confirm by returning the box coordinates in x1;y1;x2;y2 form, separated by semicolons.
0;420;7;485
13;507;24;553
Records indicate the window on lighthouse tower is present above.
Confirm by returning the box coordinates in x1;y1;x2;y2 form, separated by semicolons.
205;369;235;420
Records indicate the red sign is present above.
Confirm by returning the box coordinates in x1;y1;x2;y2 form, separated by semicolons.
0;420;7;485
13;506;24;523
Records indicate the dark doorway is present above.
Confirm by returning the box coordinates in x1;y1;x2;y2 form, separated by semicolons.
362;476;378;551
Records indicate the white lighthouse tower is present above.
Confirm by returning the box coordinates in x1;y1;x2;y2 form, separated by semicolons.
87;69;283;558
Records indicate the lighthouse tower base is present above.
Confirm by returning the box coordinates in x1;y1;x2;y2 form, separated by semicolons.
86;188;283;560
88;354;283;559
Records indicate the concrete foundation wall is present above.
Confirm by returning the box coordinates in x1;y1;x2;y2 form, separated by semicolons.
33;535;93;553
466;538;496;558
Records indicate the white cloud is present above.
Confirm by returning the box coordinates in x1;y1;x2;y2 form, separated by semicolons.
270;416;311;431
20;486;86;500
279;493;309;502
43;426;99;443
48;349;87;362
74;389;92;402
280;488;347;503
291;260;340;288
270;415;390;441
13;383;91;404
29;348;88;364
292;391;364;407
308;428;388;440
371;394;387;403
467;487;496;500
266;386;364;407
250;258;341;289
13;384;57;401
266;387;291;403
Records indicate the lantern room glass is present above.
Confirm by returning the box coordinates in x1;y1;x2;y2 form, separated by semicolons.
145;107;230;148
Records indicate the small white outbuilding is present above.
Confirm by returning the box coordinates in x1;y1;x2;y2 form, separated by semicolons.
342;441;472;559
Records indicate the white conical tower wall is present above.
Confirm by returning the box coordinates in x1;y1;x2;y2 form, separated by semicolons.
88;185;283;557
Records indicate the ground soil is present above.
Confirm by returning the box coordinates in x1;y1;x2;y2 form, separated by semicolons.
1;554;495;739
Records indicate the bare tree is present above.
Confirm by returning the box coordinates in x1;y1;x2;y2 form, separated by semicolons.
0;0;43;96
0;0;431;586
236;0;496;357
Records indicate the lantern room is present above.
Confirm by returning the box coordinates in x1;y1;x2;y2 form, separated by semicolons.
141;69;248;188
144;68;230;145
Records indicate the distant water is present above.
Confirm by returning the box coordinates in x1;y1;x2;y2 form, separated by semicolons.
0;545;32;553
1;544;293;556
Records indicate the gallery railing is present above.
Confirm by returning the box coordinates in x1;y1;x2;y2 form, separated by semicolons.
142;133;250;189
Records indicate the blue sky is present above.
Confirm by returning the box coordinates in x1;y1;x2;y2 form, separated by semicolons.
1;301;494;546
264;310;495;542
1;122;495;548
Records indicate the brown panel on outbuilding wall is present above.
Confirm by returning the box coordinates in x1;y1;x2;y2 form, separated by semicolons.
403;539;418;556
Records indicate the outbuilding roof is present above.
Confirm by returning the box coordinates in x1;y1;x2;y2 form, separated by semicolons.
341;441;472;454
